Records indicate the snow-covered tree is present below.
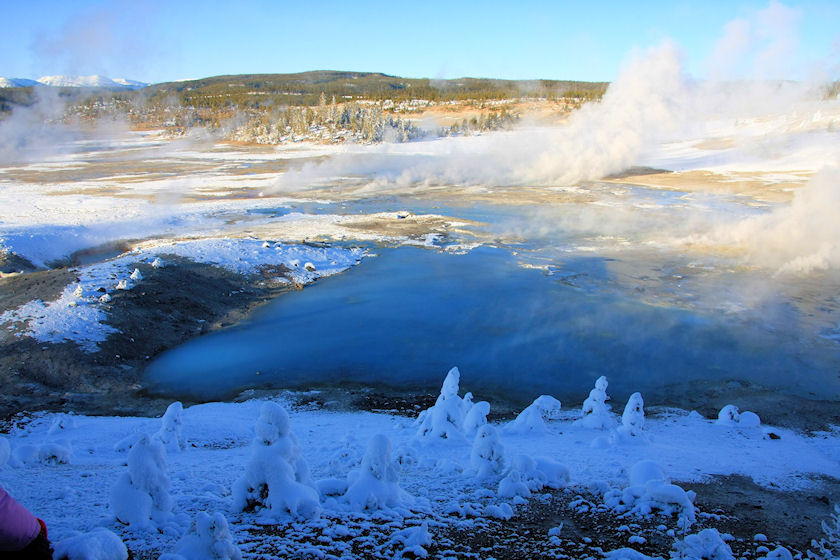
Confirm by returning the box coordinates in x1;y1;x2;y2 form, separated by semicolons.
470;425;506;480
110;435;172;529
416;367;479;442
578;375;612;429
154;401;186;452
621;392;645;434
232;402;320;519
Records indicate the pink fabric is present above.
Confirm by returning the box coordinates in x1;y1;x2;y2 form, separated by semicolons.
0;486;40;551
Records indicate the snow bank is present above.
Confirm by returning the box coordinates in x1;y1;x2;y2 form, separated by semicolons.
53;527;128;560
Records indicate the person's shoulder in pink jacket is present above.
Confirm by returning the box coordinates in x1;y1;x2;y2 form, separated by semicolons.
0;485;52;558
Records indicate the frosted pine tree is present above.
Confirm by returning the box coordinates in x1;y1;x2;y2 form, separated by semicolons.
578;376;613;429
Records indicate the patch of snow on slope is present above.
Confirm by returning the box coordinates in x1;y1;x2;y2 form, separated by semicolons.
0;239;365;351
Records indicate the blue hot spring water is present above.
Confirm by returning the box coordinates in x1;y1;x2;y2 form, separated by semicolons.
143;245;840;404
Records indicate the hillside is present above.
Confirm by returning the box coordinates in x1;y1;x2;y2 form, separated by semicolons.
145;70;608;109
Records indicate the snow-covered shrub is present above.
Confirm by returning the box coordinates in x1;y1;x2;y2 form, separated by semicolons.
810;503;840;559
110;435;173;529
672;528;734;560
501;454;569;496
232;402;320;519
166;512;242;560
113;433;142;453
154;402;186;452
130;268;143;282
485;502;514;520
345;434;412;511
13;442;71;465
604;549;661;560
498;469;531;499
612;392;647;443
462;400;490;436
604;460;695;529
578;375;612;429
716;405;761;428
38;441;72;464
416;367;486;442
435;458;463;475
739;411;761;427
506;395;562;434
717;404;740;425
53;528;128;560
49;414;77;435
327;434;362;476
470;425;505;480
389;523;432;559
759;547;793;560
151;257;165;269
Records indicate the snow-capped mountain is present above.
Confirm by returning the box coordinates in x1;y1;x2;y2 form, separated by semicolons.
0;77;41;87
0;75;148;89
36;75;148;89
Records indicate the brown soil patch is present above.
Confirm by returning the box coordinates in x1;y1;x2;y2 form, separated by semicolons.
0;257;294;419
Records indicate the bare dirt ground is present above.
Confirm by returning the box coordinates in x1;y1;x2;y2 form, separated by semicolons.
0;256;293;419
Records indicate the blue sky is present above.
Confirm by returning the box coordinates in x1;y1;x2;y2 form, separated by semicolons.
1;0;838;83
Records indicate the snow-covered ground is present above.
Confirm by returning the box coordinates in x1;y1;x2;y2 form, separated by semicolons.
2;44;840;559
2;370;837;559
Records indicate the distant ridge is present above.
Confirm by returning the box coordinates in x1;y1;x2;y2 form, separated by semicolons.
148;70;608;106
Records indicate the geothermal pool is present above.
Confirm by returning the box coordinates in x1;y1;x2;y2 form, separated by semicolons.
144;207;840;405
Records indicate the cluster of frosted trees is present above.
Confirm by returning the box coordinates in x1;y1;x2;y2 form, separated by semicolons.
231;93;519;144
231;94;424;144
